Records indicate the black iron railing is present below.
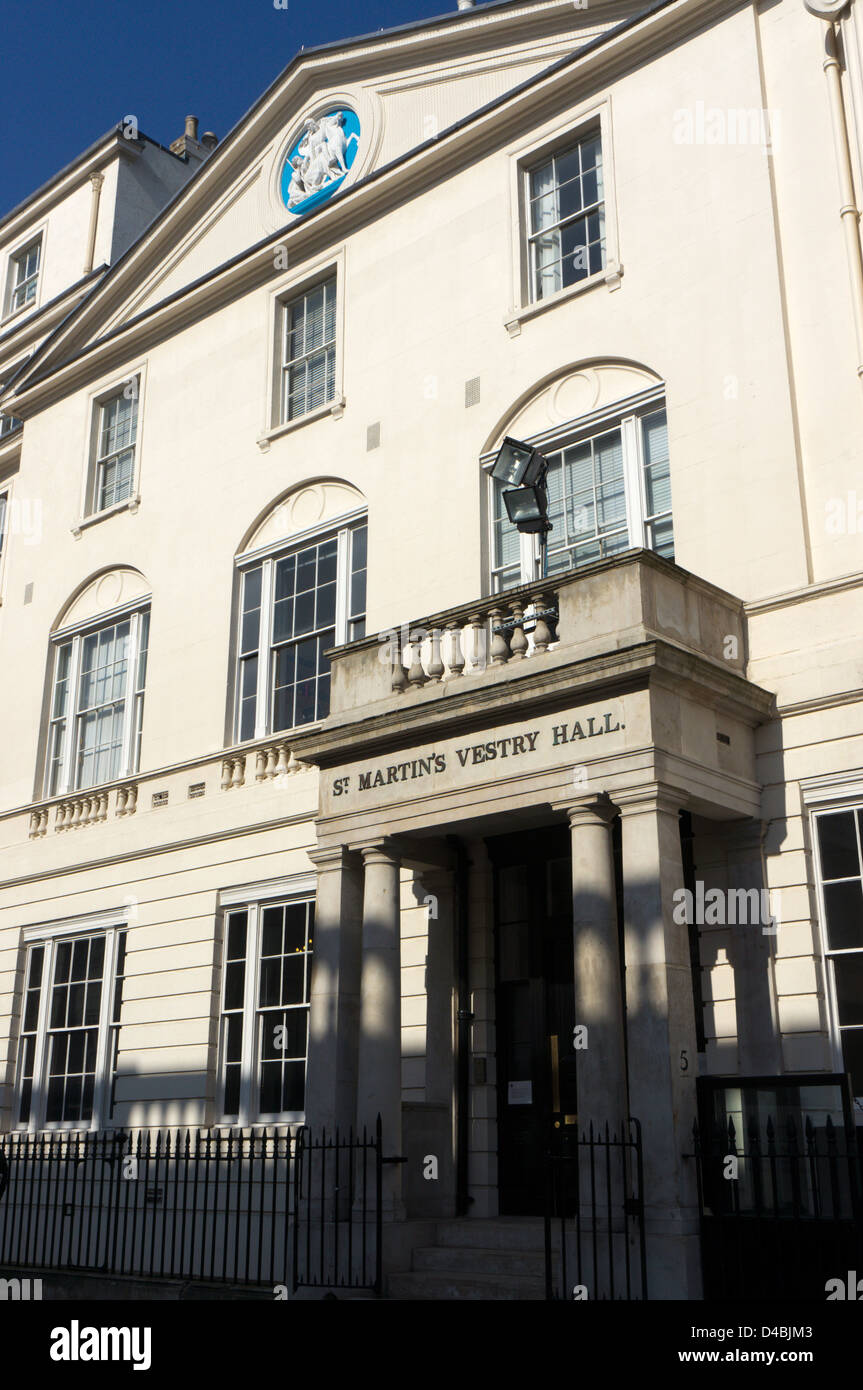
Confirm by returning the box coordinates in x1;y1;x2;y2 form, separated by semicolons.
689;1114;863;1300
544;1118;647;1301
0;1123;386;1293
292;1117;384;1295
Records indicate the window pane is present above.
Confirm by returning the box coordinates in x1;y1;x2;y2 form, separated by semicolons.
823;881;863;951
261;906;283;957
819;812;860;881
227;912;247;960
833;956;863;1027
840;1029;863;1100
282;278;336;421
648;515;675;558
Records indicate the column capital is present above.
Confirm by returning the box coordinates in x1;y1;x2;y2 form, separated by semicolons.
804;0;848;19
306;843;356;872
726;817;767;856
358;838;401;868
89;170;105;192
614;782;689;818
565;791;617;828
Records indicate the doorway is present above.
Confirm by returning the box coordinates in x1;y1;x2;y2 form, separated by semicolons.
488;826;577;1215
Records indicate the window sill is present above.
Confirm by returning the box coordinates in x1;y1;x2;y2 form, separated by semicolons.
257;396;345;452
504;261;623;337
72;495;140;537
1;299;39;328
0;428;23;459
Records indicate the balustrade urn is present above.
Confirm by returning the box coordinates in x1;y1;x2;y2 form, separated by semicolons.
446;621;465;678
391;646;408;692
488;608;510;666
407;634;427;687
508;601;528;661
427;629;445;683
530;592;554;654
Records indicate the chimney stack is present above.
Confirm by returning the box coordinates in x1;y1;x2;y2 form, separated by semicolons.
170;115;217;162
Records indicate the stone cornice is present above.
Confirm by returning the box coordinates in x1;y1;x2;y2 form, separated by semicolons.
0;808;315;893
744;567;863;616
289;635;775;770
9;0;740;414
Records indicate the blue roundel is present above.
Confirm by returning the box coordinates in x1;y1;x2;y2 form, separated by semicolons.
280;109;361;216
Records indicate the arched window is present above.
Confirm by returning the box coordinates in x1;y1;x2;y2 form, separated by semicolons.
45;568;151;796
233;480;366;741
486;364;673;589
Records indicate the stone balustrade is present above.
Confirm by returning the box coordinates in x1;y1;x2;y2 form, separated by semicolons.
221;738;306;790
390;589;559;693
22;732;313;845
28;784;137;838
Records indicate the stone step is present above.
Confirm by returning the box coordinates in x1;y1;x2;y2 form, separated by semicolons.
434;1219;552;1252
387;1270;546;1301
413;1244;546;1277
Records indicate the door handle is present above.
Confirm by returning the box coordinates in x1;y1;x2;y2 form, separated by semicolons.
550;1033;561;1113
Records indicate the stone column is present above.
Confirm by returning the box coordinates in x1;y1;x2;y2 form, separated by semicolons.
422;869;455;1108
568;796;628;1129
357;841;404;1218
727;818;783;1075
465;837;497;1217
616;784;702;1299
304;846;363;1134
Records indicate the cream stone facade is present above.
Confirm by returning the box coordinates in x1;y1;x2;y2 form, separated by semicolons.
1;0;862;1301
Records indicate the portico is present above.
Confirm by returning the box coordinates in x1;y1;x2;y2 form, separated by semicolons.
290;549;776;1298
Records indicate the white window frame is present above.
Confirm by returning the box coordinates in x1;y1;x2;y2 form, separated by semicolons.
15;911;129;1132
234;511;367;742
216;877;316;1127
484;388;671;589
0;408;22;441
506;101;622;331
45;600;150;798
81;368;146;522
810;795;863;1102
280;277;337;423
259;249;346;447
4;231;44;320
0;486;8;593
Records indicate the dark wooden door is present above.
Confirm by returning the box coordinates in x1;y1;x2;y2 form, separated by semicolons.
489;827;577;1215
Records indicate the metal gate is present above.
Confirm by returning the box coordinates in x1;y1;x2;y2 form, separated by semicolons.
544;1117;647;1300
690;1110;863;1301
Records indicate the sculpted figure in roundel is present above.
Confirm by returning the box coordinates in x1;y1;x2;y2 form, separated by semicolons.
321;112;350;174
286;155;307;208
287;112;360;209
297;119;330;192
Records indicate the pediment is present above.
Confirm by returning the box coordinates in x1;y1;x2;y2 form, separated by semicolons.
10;0;651;397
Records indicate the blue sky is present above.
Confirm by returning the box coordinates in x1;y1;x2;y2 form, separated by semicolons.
0;0;462;218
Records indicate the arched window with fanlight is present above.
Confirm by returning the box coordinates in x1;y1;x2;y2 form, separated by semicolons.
486;364;673;590
44;567;151;797
233;480;367;742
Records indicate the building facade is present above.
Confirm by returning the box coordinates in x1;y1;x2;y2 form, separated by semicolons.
1;0;863;1301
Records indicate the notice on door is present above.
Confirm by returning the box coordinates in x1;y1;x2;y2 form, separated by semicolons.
507;1080;532;1105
